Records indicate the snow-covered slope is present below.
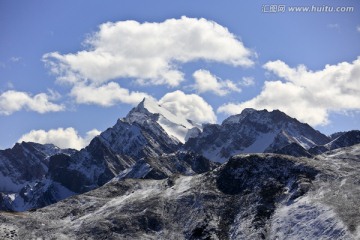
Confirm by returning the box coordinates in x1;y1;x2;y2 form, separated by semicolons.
126;98;201;143
185;108;330;162
2;145;360;239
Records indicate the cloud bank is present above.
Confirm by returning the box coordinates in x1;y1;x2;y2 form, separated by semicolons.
18;128;101;150
218;57;360;126
44;16;253;87
0;90;64;115
42;17;254;108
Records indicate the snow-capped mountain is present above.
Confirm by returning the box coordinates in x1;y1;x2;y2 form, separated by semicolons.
1;98;360;239
184;108;330;162
50;98;204;194
1;99;360;226
3;144;360;239
125;98;202;143
0;98;209;211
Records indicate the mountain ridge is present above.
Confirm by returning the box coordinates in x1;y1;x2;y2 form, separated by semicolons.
0;99;359;217
2;144;360;239
184;108;330;162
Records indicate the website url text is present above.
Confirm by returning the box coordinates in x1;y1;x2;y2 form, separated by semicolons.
262;5;355;13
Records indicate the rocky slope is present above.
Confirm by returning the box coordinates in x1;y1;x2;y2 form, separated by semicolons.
0;143;76;211
1;144;359;239
309;130;360;155
43;98;206;196
0;142;75;193
184;108;330;162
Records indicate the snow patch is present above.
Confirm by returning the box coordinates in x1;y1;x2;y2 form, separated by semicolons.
164;175;194;197
242;132;276;153
143;98;200;143
126;98;202;144
270;197;353;239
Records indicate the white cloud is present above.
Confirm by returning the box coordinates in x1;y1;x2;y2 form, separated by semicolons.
218;57;360;126
159;90;217;123
18;127;101;150
241;76;255;86
70;82;153;106
357;26;360;32
0;90;64;115
192;69;241;96
218;81;329;125
43;16;254;88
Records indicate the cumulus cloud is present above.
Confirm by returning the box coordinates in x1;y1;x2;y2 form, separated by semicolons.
43;16;254;88
70;82;153;106
159;90;216;123
218;57;360;126
192;69;241;96
18;127;101;150
0;90;64;115
218;81;329;125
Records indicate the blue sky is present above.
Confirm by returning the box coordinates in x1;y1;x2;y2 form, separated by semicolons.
1;0;360;149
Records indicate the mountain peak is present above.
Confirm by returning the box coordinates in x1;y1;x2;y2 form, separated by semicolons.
222;108;266;125
222;108;293;125
136;97;146;109
137;97;160;112
125;98;201;144
241;107;258;114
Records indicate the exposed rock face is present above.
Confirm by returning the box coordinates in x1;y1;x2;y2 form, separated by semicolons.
0;142;75;193
309;130;360;155
308;145;330;155
1;145;360;239
0;142;76;211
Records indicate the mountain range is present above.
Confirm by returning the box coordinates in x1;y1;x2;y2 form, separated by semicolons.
1;98;360;239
